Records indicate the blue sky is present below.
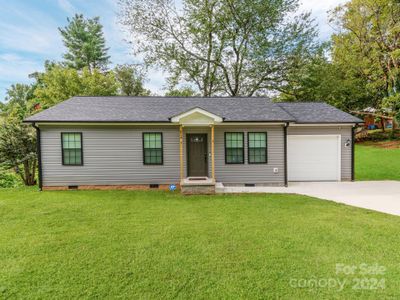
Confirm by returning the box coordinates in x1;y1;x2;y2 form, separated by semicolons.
0;0;347;102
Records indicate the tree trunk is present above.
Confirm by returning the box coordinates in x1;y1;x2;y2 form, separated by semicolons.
22;160;37;186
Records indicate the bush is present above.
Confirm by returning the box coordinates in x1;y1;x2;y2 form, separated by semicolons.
0;171;23;188
362;129;400;141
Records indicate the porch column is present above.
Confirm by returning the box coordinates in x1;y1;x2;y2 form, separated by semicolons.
180;125;184;180
211;124;215;180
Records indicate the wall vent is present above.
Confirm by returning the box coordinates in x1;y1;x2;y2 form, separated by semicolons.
244;183;255;187
149;184;159;189
68;185;78;190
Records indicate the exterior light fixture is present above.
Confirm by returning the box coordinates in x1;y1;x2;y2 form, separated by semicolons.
345;139;351;148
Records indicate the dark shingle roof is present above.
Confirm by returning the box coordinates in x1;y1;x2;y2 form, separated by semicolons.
25;96;294;122
277;102;362;123
24;96;362;123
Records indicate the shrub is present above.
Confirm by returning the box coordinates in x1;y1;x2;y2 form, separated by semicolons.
0;171;23;188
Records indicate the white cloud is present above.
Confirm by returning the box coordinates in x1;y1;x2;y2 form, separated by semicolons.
299;0;349;40
145;68;168;95
0;1;63;57
0;53;23;62
0;56;43;101
0;23;62;56
58;0;76;15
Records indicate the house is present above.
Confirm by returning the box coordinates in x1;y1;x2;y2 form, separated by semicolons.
24;96;362;193
351;107;394;130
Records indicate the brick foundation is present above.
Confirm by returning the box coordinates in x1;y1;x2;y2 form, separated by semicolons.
42;184;179;191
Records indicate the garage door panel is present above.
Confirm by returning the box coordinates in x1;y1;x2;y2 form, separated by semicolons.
288;135;340;181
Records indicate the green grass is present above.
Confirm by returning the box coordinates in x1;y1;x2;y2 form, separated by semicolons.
356;144;400;180
1;189;400;299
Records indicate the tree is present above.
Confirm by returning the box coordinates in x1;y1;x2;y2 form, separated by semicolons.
34;64;119;108
0;119;37;186
277;45;373;111
329;0;400;128
1;84;35;119
59;14;110;71
165;86;198;97
119;0;319;96
114;64;151;96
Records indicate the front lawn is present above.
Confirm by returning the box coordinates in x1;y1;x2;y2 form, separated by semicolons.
1;189;400;298
356;144;400;180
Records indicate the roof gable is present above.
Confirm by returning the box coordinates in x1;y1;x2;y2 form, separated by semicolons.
170;107;223;125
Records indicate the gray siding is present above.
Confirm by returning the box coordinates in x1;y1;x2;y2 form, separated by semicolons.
40;126;180;186
287;126;353;181
214;126;285;185
40;124;286;187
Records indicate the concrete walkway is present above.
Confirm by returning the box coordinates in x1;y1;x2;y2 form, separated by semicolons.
217;181;400;216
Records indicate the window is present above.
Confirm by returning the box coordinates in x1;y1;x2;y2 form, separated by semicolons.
248;132;267;164
61;133;83;165
225;132;244;164
143;132;163;165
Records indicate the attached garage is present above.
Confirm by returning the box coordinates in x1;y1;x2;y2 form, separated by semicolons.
287;135;341;181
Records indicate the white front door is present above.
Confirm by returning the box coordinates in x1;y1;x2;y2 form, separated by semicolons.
288;135;341;181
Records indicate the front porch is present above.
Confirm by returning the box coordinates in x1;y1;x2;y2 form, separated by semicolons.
173;107;220;194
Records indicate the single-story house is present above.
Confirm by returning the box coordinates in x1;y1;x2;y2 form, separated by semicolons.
24;96;362;193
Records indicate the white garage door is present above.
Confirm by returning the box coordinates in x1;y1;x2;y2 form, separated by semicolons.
288;135;341;181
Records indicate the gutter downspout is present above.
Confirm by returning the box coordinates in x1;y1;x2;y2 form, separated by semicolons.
32;123;42;190
284;122;288;187
351;125;356;181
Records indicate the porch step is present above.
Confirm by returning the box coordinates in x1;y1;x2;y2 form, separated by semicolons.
215;182;225;193
180;177;216;195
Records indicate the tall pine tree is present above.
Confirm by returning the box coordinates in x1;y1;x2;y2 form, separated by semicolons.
59;14;110;71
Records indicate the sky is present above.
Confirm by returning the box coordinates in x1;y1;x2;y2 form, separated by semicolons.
0;0;348;102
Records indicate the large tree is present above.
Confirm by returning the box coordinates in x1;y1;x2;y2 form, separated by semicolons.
277;45;373;111
114;64;151;96
0;119;37;186
33;64;119;108
119;0;318;97
0;82;38;186
329;0;400;124
59;14;111;71
1;84;35;118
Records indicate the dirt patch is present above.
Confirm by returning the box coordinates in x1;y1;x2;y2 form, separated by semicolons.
358;140;400;149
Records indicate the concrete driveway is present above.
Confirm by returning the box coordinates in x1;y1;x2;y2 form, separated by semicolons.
217;181;400;216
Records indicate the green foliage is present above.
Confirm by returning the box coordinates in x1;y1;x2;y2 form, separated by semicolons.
114;64;151;96
165;86;198;97
360;129;400;142
382;94;400;123
0;119;37;186
0;84;38;187
34;65;119;108
329;0;400;117
276;46;372;111
59;14;110;71
119;0;319;96
1;84;36;120
0;171;22;188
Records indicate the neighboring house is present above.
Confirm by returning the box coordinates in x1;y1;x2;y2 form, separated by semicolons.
24;97;362;193
351;107;394;130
